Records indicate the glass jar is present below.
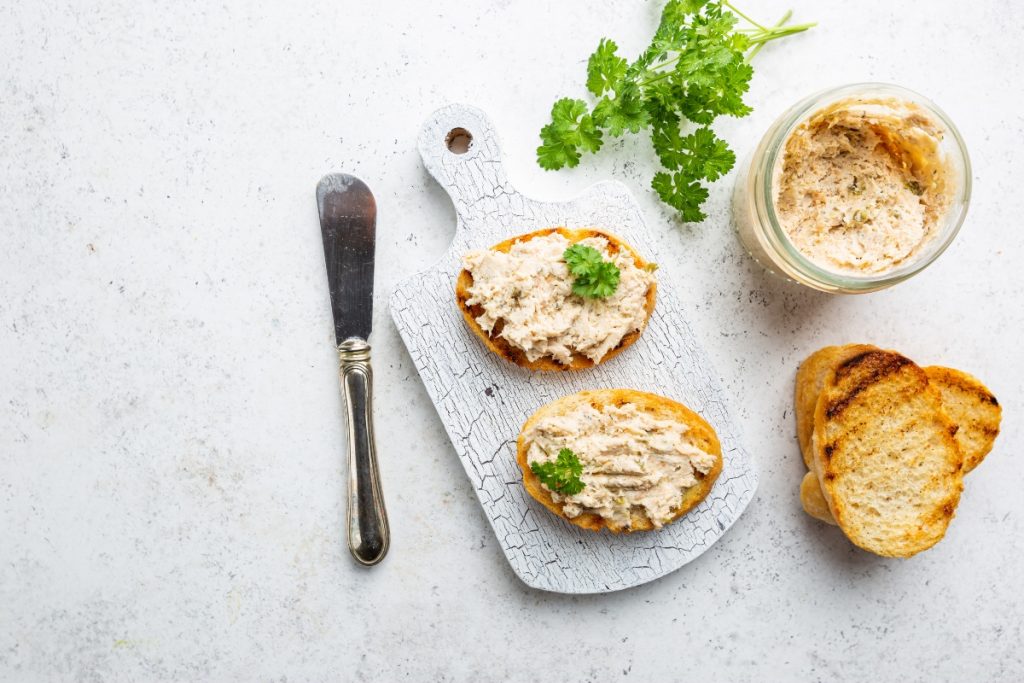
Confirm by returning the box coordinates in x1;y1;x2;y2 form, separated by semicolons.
731;83;972;294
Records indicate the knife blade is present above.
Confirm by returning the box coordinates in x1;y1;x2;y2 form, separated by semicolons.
317;173;375;342
317;173;389;566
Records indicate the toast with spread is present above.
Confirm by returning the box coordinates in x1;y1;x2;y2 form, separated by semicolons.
457;228;656;371
795;345;1000;556
517;389;722;533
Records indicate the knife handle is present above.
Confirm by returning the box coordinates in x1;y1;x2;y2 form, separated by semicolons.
338;338;389;565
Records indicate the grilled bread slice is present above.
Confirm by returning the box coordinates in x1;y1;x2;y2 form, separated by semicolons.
811;349;963;557
798;351;1001;525
456;227;656;371
795;344;879;469
517;389;722;533
923;366;1001;473
800;471;837;525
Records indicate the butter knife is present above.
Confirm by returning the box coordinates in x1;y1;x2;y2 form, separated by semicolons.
316;173;389;566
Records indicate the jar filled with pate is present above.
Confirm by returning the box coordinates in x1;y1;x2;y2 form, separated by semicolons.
732;83;971;293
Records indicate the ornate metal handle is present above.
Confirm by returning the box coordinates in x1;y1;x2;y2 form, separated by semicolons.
339;338;389;565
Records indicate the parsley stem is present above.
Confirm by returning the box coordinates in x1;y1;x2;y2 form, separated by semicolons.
746;22;816;46
637;6;812;86
640;27;813;86
746;12;814;60
638;57;681;86
723;0;768;31
737;9;790;35
774;8;793;26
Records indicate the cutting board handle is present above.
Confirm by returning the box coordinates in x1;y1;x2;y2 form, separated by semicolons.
418;104;513;219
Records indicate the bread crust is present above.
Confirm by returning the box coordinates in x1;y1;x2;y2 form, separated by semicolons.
795;344;879;469
800;471;837;525
516;389;722;533
797;347;1000;527
811;349;964;557
456;228;657;371
923;366;1001;473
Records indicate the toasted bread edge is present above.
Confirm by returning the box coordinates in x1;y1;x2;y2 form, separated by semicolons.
924;366;1002;473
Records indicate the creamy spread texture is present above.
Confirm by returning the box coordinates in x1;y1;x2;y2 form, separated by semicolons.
462;233;653;365
524;403;717;529
774;97;954;275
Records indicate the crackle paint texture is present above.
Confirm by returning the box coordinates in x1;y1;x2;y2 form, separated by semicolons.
392;105;756;592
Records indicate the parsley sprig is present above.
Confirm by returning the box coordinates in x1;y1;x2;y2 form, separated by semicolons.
537;0;814;222
563;244;620;298
531;448;586;496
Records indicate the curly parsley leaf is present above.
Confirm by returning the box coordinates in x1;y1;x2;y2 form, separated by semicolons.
536;0;813;222
654;125;735;180
563;244;621;298
530;448;586;496
572;261;620;298
537;98;603;170
652;171;711;223
563;243;604;276
693;128;736;181
587;39;629;97
592;82;649;137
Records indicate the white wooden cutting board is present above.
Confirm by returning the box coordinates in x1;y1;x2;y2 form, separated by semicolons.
389;104;757;593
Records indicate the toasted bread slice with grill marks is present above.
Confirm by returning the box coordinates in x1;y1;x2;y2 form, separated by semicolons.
517;389;722;533
799;354;1001;526
795;344;879;469
923;366;1001;473
800;471;837;525
456;227;656;372
812;349;963;558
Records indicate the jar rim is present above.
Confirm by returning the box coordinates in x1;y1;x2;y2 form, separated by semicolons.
753;82;972;291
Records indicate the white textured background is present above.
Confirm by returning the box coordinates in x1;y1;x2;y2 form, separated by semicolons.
1;0;1021;680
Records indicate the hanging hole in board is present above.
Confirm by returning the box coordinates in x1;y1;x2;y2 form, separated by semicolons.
445;128;473;154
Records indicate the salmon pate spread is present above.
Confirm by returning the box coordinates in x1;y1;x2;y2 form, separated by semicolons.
774;97;954;275
523;402;717;529
461;232;654;365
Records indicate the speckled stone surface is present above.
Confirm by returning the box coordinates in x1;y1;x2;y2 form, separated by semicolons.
1;0;1022;680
